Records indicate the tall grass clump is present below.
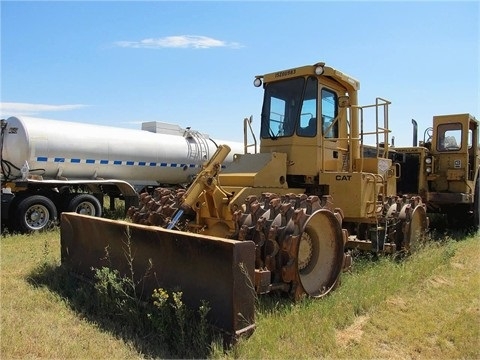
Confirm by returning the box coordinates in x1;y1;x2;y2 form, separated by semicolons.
85;228;220;358
102;197;127;220
149;288;212;357
92;264;216;358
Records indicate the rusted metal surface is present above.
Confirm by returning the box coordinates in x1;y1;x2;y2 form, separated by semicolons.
344;195;428;253
128;189;347;300
60;212;256;337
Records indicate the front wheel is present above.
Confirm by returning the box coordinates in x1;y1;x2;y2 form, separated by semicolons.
66;194;102;217
14;195;58;233
298;209;345;298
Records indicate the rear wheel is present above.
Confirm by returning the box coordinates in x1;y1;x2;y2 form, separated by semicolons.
404;205;428;252
14;195;58;233
66;194;102;217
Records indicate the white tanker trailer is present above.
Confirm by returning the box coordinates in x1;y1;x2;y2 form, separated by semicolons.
1;116;245;233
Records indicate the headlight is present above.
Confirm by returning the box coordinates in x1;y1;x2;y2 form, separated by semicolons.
315;65;324;75
425;157;432;164
253;77;262;87
426;166;432;173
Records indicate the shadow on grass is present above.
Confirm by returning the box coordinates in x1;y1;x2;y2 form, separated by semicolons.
428;213;479;240
26;263;331;358
26;263;217;359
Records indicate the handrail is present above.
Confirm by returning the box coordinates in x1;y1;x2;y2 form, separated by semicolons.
243;116;257;154
355;97;392;173
364;172;386;217
319;97;392;174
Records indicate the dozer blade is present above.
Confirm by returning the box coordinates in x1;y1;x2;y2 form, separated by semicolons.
60;213;256;338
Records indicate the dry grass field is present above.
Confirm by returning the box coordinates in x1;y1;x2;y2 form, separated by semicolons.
1;228;479;359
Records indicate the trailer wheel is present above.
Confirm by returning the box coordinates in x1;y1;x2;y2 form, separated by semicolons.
15;195;58;233
67;194;102;217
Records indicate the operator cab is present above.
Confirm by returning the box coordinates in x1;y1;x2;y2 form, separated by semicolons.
254;63;356;184
431;114;479;187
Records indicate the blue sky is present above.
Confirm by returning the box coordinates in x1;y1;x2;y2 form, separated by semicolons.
1;1;479;146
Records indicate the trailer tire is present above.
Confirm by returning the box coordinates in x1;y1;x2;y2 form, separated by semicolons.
14;195;58;233
67;194;102;217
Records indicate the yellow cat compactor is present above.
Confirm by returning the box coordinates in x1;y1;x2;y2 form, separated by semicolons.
61;62;428;338
394;114;479;229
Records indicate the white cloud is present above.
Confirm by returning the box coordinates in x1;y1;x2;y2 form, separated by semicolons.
0;102;88;116
115;35;243;49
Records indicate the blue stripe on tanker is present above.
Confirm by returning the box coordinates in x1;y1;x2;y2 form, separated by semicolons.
35;156;202;168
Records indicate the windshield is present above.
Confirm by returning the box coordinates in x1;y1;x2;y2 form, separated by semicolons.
437;123;462;151
260;76;338;139
260;77;305;139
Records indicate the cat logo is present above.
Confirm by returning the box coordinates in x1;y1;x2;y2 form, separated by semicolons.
336;175;352;181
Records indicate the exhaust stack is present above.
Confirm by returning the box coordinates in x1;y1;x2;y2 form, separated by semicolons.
412;119;418;146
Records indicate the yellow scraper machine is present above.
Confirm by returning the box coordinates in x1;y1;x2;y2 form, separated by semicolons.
61;61;431;339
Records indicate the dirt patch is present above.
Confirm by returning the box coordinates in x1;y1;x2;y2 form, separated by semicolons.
335;315;369;347
428;275;452;288
386;296;408;311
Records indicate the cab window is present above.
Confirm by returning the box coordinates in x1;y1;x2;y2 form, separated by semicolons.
260;77;304;138
437;123;462;151
297;77;318;137
321;88;338;138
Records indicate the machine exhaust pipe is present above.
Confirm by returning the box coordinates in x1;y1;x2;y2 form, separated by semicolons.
412;119;418;146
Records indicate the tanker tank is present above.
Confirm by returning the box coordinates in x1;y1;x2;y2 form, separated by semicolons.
1;116;245;189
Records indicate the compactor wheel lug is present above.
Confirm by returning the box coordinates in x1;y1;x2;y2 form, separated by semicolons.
306;195;322;214
127;189;345;301
298;231;313;271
